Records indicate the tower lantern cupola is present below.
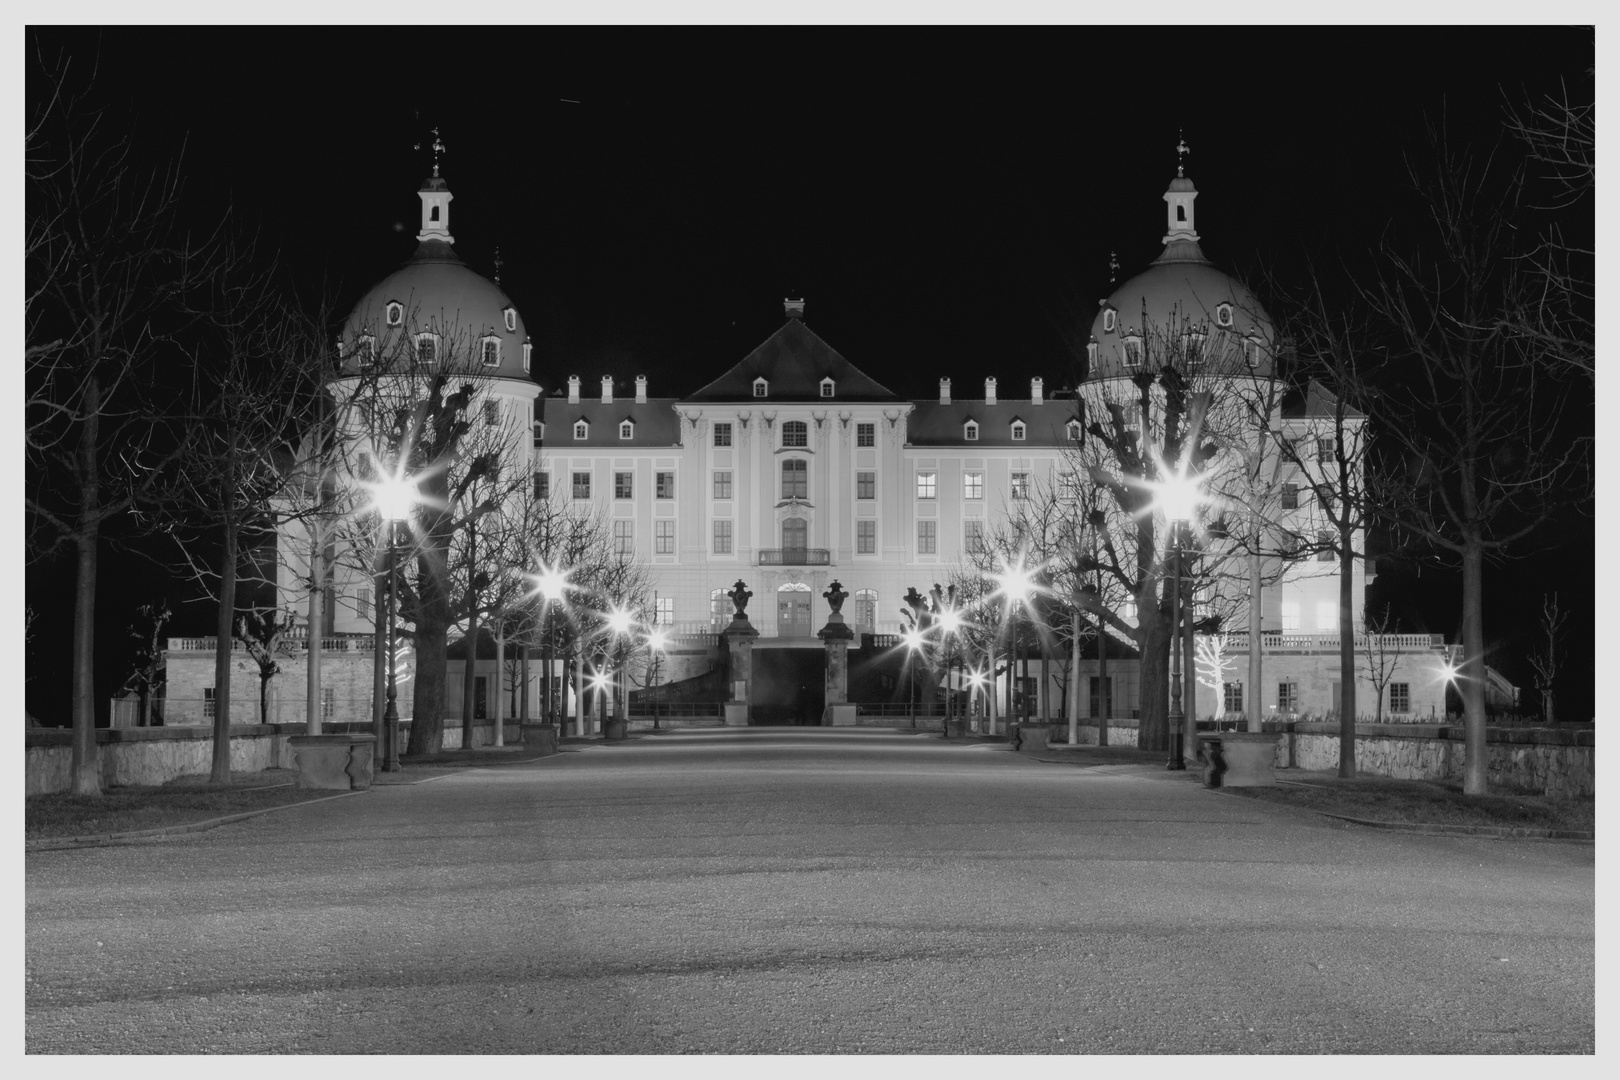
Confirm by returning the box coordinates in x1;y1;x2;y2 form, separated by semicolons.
418;176;455;245
1162;133;1199;245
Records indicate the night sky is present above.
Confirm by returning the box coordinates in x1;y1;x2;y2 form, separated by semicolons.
23;24;1596;722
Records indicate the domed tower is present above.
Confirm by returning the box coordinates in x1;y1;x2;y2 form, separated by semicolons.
1086;166;1275;382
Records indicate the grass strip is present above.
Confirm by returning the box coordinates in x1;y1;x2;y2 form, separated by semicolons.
27;770;336;840
1225;772;1593;833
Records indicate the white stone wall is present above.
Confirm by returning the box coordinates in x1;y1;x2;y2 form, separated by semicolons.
164;649;383;726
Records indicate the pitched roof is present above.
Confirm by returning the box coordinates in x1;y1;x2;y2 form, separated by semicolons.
683;318;902;403
538;397;683;446
1280;379;1367;420
907;399;1084;447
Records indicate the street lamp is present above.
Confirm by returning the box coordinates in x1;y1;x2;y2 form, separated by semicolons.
528;562;570;729
368;471;419;773
605;605;633;733
1151;464;1205;772
993;559;1037;732
967;668;987;732
647;627;668;730
937;607;961;734
901;626;925;727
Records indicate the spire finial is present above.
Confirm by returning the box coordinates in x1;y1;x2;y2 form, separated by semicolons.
415;126;448;177
493;246;503;285
1109;250;1120;284
1176;130;1190;178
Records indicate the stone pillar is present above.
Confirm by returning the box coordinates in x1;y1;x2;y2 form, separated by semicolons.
720;579;759;727
818;580;857;726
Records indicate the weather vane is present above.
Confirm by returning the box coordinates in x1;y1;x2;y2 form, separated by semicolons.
1109;250;1120;284
493;247;503;285
414;127;448;177
1176;130;1190;177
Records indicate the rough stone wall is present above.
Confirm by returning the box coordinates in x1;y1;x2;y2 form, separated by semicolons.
25;729;293;796
164;651;380;726
1281;725;1592;799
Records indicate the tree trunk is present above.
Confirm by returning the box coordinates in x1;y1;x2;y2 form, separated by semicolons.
372;541;388;747
306;539;323;735
1248;546;1263;733
259;674;271;726
1337;537;1357;778
1068;607;1081;745
408;537;451;755
461;606;479;751
1181;552;1196;762
71;527;101;796
1097;607;1109;746
494;618;506;747
1460;543;1489;794
209;515;238;783
1136;601;1170;753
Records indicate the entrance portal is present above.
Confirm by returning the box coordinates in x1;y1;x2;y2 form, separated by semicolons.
751;647;826;725
777;582;812;637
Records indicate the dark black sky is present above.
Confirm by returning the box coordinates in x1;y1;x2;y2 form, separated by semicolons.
25;25;1595;721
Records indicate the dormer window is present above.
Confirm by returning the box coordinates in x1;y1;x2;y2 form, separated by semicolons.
1122;336;1143;369
753;377;768;398
1086;340;1098;366
522;342;532;374
1245;337;1262;368
820;377;835;398
574;420;589;440
1066;419;1082;441
1102;307;1117;333
1215;302;1234;328
620;420;635;440
503;307;517;332
1010;420;1026;441
1183;330;1207;368
385;301;403;327
480;336;501;367
532;422;544;448
416;333;439;365
356;335;375;367
963;420;979;441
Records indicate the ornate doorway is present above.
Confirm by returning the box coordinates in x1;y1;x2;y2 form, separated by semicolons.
778;582;813;637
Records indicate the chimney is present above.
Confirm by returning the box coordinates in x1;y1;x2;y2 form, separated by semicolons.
1031;376;1044;405
784;297;805;319
601;376;614;405
635;375;648;404
567;375;580;404
985;377;997;406
939;378;951;405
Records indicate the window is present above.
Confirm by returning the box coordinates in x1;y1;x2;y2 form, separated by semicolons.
1316;437;1334;462
503;307;517;332
782;458;807;499
782;517;807;551
753;378;768;398
1316;601;1338;629
916;471;937;499
1216;302;1234;328
854;589;878;630
1317;532;1335;562
1223;681;1243;714
964;471;983;500
965;519;985;554
1011;471;1030;500
654;597;674;625
614;472;633;499
1281;483;1299;510
204;687;216;720
713;519;733;554
1277;681;1298;713
711;589;731;631
1183;331;1206;367
1244;338;1261;368
483;400;500;426
1066;419;1082;441
574;420;588;440
917;520;937;555
1121;600;1137;623
820;377;835;398
1010;421;1026;441
656;472;675;499
322;686;336;721
1280;602;1300;632
385;301;403;327
533;471;549;501
1058;472;1079;500
964;421;979;441
620;420;635;440
713;422;733;447
532;422;544;449
857;520;876;554
713;471;733;499
416;333;438;364
481;337;500;367
857;422;875;447
356;335;375;367
1281;531;1302;559
783;421;808;448
572;471;591;500
1102;307;1116;333
1389;682;1411;714
613;521;633;555
1123;337;1143;369
856;471;875;500
655;519;675;554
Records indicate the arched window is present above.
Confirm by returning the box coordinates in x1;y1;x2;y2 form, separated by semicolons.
1010;421;1026;441
1102;308;1117;333
711;588;731;632
782;516;807;553
782;458;807;499
503;307;517;332
481;337;500;367
782;420;808;448
853;589;878;634
963;420;979;441
416;333;439;364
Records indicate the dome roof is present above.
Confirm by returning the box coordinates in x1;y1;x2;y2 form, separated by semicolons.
1086;174;1275;381
338;176;533;382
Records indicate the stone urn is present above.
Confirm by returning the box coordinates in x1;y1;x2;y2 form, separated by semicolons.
290;733;376;791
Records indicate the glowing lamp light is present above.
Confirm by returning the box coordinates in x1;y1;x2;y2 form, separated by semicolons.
588;671;611;693
533;564;570;602
371;474;419;522
902;627;925;651
967;670;987;688
648;629;668;652
994;561;1036;606
938;609;961;635
606;607;633;636
1153;467;1202;524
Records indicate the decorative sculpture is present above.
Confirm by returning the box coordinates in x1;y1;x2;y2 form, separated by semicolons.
728;579;753;618
823;580;848;615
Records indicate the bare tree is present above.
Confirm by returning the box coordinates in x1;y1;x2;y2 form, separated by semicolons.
1527;593;1567;726
26;51;218;794
234;607;298;727
120;599;171;728
1359;604;1402;727
1366;125;1588;794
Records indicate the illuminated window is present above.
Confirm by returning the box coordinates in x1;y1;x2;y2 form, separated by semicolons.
657;472;675;499
916;471;936;499
481;337;500;367
1280;602;1300;631
1316;601;1337;629
710;589;730;631
615;472;633;499
964;471;983;500
964;421;979;441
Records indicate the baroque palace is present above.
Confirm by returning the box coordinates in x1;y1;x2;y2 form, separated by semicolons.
162;158;1472;738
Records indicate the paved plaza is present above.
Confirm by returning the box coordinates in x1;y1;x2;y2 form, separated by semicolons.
26;728;1594;1054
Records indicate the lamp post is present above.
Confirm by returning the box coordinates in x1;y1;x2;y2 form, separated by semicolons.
530;563;570;728
994;560;1036;734
937;607;960;734
370;473;418;773
901;626;924;727
605;605;633;734
1153;466;1203;772
647;627;668;729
